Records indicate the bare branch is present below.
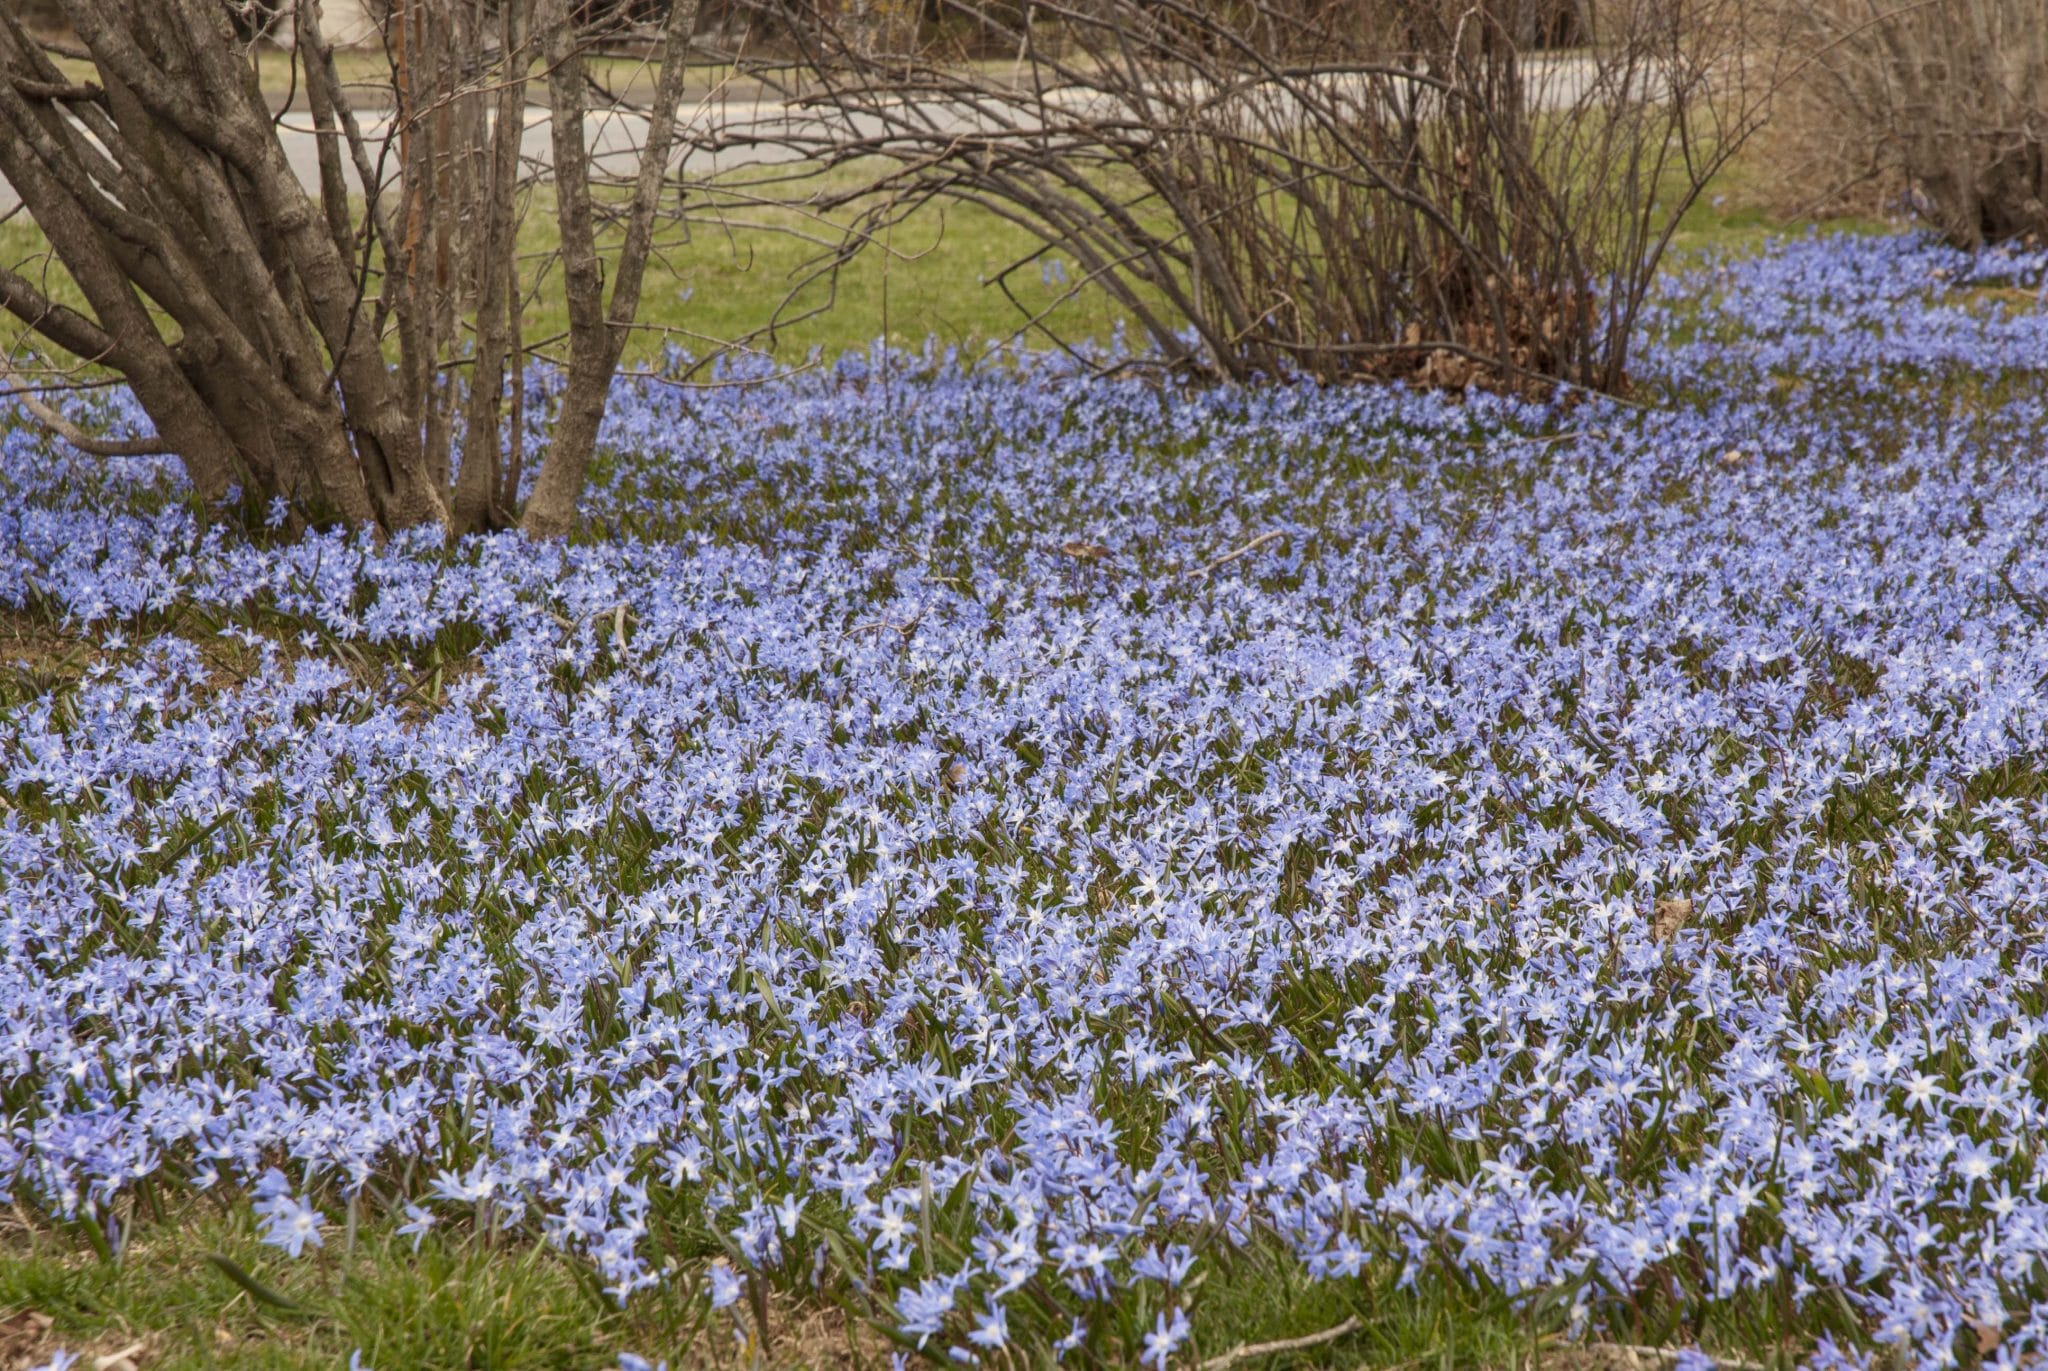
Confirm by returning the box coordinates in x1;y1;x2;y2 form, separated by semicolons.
718;0;1771;392
1;355;170;458
1766;0;2047;246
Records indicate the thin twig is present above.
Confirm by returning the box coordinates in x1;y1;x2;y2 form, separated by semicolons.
1598;1345;1769;1371
840;615;922;641
36;37;94;63
1197;1314;1361;1371
1186;529;1286;579
1470;427;1608;450
1998;560;2047;624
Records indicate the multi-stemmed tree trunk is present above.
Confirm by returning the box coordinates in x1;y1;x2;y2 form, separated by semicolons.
0;0;697;536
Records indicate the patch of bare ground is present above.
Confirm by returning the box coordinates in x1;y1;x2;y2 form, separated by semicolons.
0;601;486;722
727;1299;896;1369
0;603;96;680
0;1310;152;1371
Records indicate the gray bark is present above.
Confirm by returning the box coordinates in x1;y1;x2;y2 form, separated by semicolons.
520;0;700;539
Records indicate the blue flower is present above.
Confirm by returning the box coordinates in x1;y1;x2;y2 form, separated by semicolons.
254;1191;325;1259
1141;1309;1190;1370
707;1263;744;1310
3;229;2048;1365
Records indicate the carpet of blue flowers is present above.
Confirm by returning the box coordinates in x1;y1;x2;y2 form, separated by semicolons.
4;232;2048;1369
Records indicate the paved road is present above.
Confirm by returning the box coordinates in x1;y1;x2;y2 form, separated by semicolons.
0;97;830;214
2;58;1606;212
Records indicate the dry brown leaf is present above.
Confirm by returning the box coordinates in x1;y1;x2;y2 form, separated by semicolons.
1060;540;1115;562
1718;448;1749;467
1418;349;1477;390
0;1310;56;1368
1973;1319;2005;1355
1651;897;1694;941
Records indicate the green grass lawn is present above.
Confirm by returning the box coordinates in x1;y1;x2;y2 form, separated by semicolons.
0;161;1142;376
0;131;1895;386
525;167;1147;367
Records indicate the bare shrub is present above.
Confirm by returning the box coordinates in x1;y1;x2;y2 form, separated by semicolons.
1741;74;1903;223
721;0;1770;392
1768;0;2047;248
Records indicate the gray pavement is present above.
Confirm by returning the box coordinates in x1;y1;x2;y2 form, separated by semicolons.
2;57;1608;213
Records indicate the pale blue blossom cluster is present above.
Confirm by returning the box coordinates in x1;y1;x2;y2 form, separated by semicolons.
3;233;2048;1366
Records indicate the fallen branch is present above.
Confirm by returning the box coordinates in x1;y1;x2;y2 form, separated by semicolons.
1457;428;1608;454
1197;1315;1360;1371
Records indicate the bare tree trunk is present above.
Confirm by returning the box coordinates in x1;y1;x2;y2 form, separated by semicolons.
454;0;536;534
520;0;700;539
